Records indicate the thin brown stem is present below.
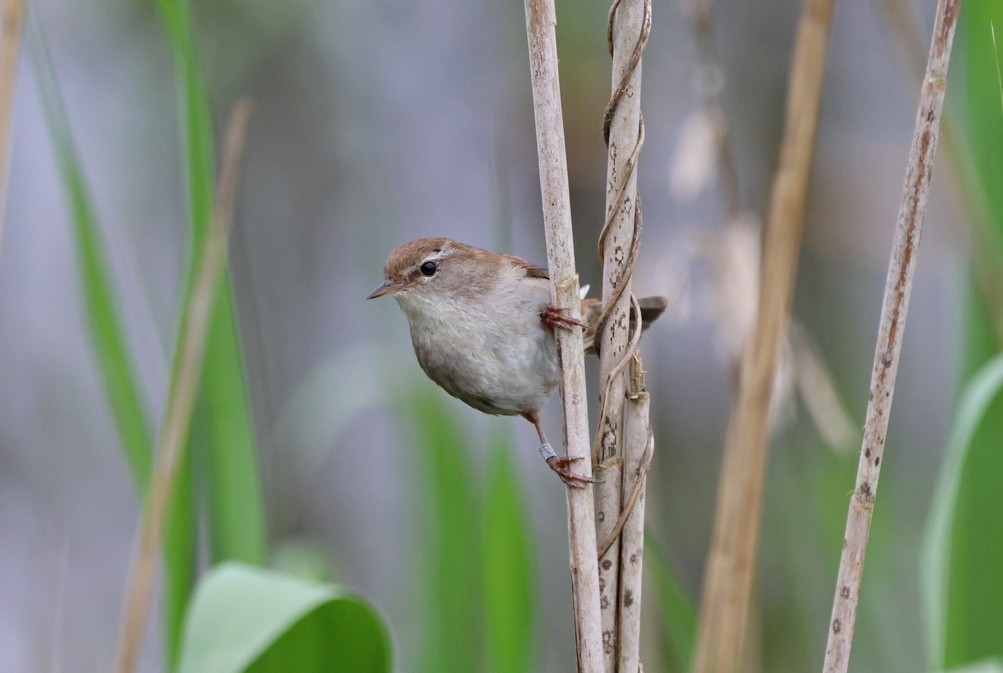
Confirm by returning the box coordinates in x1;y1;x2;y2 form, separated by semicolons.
522;2;603;670
0;0;25;257
692;0;835;671
821;1;960;670
111;99;252;673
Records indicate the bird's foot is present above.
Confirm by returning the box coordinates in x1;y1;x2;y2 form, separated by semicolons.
545;453;600;488
541;306;584;332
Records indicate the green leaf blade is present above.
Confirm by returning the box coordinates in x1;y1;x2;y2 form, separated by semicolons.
922;355;1003;669
483;426;535;673
406;389;481;673
202;296;267;565
156;0;266;571
28;26;152;488
152;0;267;661
962;0;1003;374
646;537;696;673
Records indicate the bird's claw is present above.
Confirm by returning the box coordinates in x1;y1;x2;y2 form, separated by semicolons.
541;306;585;332
547;455;600;488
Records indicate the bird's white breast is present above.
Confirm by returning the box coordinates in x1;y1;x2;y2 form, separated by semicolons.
395;268;559;415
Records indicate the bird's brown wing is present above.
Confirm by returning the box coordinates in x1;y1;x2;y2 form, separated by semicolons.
502;253;669;351
502;254;549;280
581;295;668;354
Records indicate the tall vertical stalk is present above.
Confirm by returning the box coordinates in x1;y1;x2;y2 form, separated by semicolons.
616;359;653;672
595;0;653;668
522;1;603;670
821;1;960;670
692;0;835;671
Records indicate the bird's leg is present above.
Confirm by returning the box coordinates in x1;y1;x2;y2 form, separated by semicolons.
540;306;585;332
522;410;597;488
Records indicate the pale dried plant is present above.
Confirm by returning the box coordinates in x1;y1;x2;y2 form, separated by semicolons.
671;0;852;451
594;0;654;668
822;0;960;669
692;0;837;670
695;216;855;450
671;0;741;219
522;0;604;669
670;108;726;202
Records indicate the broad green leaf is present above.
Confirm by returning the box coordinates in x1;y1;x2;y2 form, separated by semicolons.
922;355;1003;669
646;537;696;673
28;22;152;488
177;563;391;673
405;388;481;673
483;424;535;673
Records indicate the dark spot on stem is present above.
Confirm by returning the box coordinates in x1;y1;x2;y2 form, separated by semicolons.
859;481;873;501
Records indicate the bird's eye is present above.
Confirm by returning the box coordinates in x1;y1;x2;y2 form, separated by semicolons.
420;261;438;277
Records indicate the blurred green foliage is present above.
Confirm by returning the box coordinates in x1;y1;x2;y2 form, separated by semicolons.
29;19;153;491
19;0;1003;670
155;0;267;662
962;0;1003;375
920;2;1003;670
404;387;541;673
29;0;391;670
646;537;696;673
923;356;1003;670
484;426;536;673
406;388;483;673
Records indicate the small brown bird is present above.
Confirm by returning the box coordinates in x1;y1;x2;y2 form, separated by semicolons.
369;237;666;486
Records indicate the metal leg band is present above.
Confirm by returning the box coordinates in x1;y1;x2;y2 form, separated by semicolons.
539;441;557;461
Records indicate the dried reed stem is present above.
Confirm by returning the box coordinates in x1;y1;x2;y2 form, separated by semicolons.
595;0;649;666
522;2;603;670
617;357;652;673
692;0;834;671
112;99;252;673
0;0;25;257
593;0;653;669
821;1;959;670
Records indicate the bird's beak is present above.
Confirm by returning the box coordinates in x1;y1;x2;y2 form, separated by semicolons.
367;279;409;299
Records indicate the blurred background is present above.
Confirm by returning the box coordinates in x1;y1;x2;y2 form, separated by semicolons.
1;0;999;671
